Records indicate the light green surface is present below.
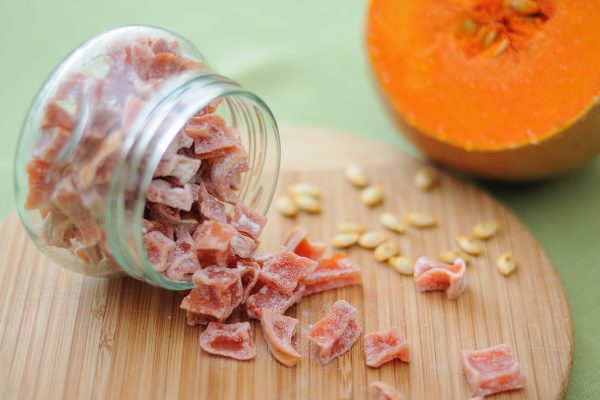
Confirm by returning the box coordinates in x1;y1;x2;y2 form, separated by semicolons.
0;0;598;398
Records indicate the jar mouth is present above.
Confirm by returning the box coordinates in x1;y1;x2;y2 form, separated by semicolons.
107;72;281;290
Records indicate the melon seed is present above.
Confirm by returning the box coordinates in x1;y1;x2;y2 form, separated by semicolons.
331;232;360;248
496;252;517;275
373;241;399;262
345;164;370;188
358;231;388;249
275;194;298;217
360;185;384;207
456;235;483;256
389;256;414;275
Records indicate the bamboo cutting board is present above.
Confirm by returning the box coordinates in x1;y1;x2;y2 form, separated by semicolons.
0;126;572;399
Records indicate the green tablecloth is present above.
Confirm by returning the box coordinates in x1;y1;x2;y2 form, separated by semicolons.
1;1;598;398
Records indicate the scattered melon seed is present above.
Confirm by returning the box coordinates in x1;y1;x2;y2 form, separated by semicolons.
374;241;399;262
379;212;406;234
472;220;499;240
439;250;471;265
344;164;370;188
389;256;414;275
406;212;438;228
414;167;438;190
360;185;384;207
506;0;540;15
489;36;510;58
289;182;321;198
483;29;498;48
358;231;387;249
337;222;368;234
331;232;360;248
462;18;477;35
294;194;321;214
456;235;483;256
274;194;298;217
496;252;517;275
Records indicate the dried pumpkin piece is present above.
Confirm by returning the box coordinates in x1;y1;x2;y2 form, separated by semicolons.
199;322;256;361
259;247;318;295
302;254;362;297
237;260;261;303
364;327;409;367
153;154;201;186
260;309;301;367
369;381;404;400
197;182;228;223
143;230;176;272
41;101;76;131
461;344;526;397
245;284;305;320
52;177;101;246
32;127;71;163
192;221;237;268
148;203;180;225
146;179;195;211
165;230;200;281
307;300;362;364
283;226;326;261
185;114;238;156
414;256;467;300
210;146;249;202
25;159;50;210
231;203;267;240
180;266;243;321
147;52;182;80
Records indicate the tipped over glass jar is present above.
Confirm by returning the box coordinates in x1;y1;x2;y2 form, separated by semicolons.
14;26;280;290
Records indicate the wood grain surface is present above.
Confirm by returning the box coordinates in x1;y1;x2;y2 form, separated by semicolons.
0;126;573;399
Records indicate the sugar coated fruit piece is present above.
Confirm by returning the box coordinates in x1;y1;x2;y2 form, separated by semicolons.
413;256;467;299
461;343;526;397
260;309;301;367
364;327;409;367
180;267;243;321
369;381;404;400
259;247;318;295
199;322;256;360
301;253;362;297
245;284;304;320
283;226;326;261
307;300;362;364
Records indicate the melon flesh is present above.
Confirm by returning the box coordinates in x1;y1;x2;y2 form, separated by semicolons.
367;0;600;180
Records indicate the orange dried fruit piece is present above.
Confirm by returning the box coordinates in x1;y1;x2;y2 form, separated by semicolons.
414;256;467;300
260;309;301;367
364;327;410;368
301;253;362;297
199;322;256;361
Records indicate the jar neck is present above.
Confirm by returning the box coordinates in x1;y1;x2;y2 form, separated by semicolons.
106;71;280;289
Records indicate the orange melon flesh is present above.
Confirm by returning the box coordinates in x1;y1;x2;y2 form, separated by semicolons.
367;0;600;179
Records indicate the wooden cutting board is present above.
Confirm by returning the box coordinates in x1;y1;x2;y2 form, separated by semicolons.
0;126;572;399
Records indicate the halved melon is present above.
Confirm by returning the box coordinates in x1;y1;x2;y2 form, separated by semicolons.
366;0;600;180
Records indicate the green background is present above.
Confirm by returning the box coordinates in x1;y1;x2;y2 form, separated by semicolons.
1;0;598;398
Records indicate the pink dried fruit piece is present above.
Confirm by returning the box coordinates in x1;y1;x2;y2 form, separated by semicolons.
245;284;304;320
307;299;362;364
231;203;267;240
461;344;526;397
209;145;249;202
283;226;326;261
260;309;301;367
146;179;195;211
197;182;228;223
193;220;237;268
414;256;467;300
185;114;238;157
302;253;362;297
180;266;243;321
199;322;256;361
143;230;176;272
369;381;404;400
364;327;409;368
259;247;318;296
41;101;76;131
236;260;260;303
153;154;201;186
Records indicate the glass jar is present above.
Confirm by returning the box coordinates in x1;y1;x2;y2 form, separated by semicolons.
13;25;280;290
